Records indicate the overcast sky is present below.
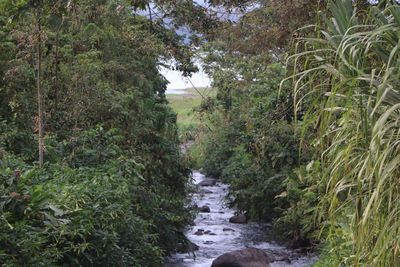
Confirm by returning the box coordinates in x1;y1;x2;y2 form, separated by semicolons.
160;62;211;90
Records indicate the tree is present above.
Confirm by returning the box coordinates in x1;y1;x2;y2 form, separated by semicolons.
35;1;44;167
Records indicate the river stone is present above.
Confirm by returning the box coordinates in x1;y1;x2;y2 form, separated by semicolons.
211;247;271;267
176;240;199;253
194;229;204;235
200;189;213;194
229;214;247;224
199;205;210;213
197;178;217;186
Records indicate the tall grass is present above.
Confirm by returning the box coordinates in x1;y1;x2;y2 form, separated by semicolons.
284;0;400;265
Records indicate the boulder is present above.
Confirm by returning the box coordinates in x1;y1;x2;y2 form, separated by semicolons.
176;240;199;254
199;205;210;213
197;178;217;186
211;247;271;267
229;214;247;224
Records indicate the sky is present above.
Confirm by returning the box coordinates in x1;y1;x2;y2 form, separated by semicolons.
160;62;212;90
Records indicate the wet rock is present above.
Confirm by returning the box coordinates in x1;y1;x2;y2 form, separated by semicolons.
200;189;213;194
229;214;247;224
204;230;211;234
176;240;199;254
197;178;217;186
203;241;214;245
223;228;235;232
271;254;291;264
211;247;271;267
199;205;210;213
264;249;292;264
194;229;204;235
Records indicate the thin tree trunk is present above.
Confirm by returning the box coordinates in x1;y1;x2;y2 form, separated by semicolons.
54;16;64;112
54;29;59;111
37;6;44;167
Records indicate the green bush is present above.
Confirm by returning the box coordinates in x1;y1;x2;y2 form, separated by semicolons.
0;126;191;267
1;154;134;266
0;154;187;267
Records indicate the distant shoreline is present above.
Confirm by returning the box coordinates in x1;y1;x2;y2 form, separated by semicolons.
166;88;187;95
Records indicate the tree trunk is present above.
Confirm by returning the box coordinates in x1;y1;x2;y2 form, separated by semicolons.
37;6;44;167
54;16;64;112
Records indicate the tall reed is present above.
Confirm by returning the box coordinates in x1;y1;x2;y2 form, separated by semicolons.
284;0;400;265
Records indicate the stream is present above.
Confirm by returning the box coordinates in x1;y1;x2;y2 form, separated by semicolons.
165;171;317;267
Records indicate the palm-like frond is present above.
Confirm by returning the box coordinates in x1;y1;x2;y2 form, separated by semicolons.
286;1;400;265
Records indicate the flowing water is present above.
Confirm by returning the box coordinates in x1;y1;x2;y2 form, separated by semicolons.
165;171;317;267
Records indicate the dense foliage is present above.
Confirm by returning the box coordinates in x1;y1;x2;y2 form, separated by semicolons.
0;0;194;266
1;0;399;266
288;1;400;265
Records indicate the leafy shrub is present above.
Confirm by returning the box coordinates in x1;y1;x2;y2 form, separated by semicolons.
0;125;191;266
0;153;160;266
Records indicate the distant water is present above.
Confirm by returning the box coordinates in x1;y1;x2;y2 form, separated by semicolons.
167;89;187;95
